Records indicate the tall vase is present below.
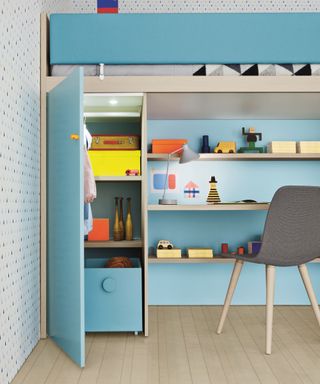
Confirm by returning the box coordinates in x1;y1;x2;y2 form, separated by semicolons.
113;197;121;241
125;197;133;241
119;197;124;240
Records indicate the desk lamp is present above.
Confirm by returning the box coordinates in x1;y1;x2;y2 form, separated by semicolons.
159;144;200;205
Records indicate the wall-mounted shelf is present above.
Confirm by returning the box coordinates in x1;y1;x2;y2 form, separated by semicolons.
84;240;143;248
149;256;320;264
95;176;142;182
148;203;270;211
148;153;320;161
149;255;235;263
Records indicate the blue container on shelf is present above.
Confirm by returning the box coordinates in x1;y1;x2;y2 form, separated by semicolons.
85;258;142;332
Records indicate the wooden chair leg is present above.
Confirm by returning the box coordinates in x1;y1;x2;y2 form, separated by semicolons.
266;264;275;355
217;260;244;334
298;264;320;328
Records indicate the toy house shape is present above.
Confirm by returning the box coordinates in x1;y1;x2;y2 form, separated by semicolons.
184;181;200;198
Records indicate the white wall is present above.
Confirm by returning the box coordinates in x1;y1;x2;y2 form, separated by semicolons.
74;0;320;12
0;2;75;383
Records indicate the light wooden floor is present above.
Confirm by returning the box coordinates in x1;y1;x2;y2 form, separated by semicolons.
11;306;320;384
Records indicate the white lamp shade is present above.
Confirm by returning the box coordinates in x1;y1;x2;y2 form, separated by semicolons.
179;144;200;164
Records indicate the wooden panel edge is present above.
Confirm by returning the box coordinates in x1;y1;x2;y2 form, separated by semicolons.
40;12;49;339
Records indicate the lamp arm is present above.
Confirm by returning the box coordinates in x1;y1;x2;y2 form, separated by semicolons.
162;153;171;200
162;146;183;200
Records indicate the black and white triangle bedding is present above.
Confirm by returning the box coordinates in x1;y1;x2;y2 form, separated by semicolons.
51;64;320;77
194;64;320;76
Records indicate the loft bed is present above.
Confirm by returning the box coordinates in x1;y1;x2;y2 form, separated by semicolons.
41;12;320;342
42;12;320;94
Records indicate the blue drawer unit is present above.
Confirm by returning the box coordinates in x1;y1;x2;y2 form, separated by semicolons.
85;258;142;332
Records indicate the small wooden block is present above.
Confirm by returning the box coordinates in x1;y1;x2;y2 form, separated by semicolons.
157;249;182;258
188;248;213;258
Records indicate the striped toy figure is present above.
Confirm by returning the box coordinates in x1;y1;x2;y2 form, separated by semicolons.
206;176;221;204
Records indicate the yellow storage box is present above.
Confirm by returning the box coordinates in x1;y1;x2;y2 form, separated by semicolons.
156;249;181;258
88;150;141;176
188;248;213;258
297;141;320;153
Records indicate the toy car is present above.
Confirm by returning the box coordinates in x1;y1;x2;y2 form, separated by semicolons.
125;169;140;176
213;141;236;154
157;240;173;249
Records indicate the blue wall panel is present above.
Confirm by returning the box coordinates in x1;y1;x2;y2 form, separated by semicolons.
148;120;320;304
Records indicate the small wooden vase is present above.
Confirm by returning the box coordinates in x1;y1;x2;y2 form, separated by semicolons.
125;197;133;241
119;197;125;240
113;197;122;241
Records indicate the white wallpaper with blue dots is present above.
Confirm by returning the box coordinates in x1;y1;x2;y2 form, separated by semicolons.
0;2;75;383
74;0;320;12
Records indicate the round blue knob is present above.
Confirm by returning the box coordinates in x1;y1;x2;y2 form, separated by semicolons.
102;277;116;293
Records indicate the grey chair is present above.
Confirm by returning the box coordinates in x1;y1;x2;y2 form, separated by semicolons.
217;186;320;354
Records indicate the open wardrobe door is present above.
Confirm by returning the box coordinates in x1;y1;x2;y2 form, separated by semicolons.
47;68;85;367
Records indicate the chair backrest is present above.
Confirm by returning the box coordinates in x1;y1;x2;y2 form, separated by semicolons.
259;186;320;266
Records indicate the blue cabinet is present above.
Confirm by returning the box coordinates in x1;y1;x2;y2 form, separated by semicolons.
47;69;144;367
85;258;142;332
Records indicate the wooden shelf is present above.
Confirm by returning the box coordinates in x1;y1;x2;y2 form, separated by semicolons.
46;76;320;94
148;153;320;161
149;255;320;264
148;203;270;211
149;255;235;263
95;176;142;182
84;240;143;248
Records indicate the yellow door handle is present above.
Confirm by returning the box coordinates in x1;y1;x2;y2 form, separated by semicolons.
70;134;79;140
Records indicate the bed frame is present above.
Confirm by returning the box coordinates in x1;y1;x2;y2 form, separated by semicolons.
40;12;320;339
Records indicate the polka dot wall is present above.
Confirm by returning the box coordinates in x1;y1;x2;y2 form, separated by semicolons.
0;2;76;383
75;0;320;12
119;0;320;13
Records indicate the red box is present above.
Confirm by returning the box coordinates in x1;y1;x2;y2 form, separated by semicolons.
88;219;109;241
152;139;188;154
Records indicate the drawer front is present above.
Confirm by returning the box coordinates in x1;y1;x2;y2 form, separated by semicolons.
85;268;142;332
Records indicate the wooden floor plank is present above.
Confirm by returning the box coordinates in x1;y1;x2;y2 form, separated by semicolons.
160;306;193;384
21;338;61;384
45;334;94;384
129;307;159;384
11;307;320;384
252;306;312;384
77;334;107;384
191;306;228;384
178;306;211;384
11;340;48;384
239;306;307;384
96;334;127;384
203;306;261;384
230;307;279;384
273;307;320;384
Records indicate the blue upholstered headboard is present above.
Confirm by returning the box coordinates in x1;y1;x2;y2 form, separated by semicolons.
50;13;320;65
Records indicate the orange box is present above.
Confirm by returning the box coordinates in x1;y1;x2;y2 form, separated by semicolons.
152;139;188;154
88;219;110;241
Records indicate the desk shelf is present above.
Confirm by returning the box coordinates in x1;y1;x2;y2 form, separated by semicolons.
95;176;142;182
148;153;320;161
149;255;320;264
149;255;235;263
148;203;270;211
84;240;143;248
